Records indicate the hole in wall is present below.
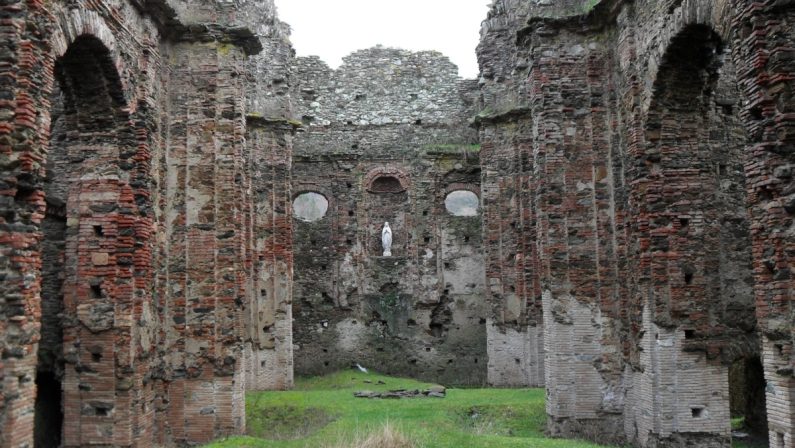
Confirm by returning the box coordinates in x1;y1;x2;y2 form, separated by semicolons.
730;356;768;437
691;407;704;418
293;192;329;222
93;225;104;236
34;371;63;448
90;284;103;299
445;190;479;216
684;329;696;339
684;272;694;285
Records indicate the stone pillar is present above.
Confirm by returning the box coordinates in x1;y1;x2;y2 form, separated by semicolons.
731;3;795;447
479;121;545;388
159;39;251;444
0;3;52;443
244;117;296;391
529;32;625;444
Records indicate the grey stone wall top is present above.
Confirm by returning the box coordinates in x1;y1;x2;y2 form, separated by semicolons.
292;47;478;129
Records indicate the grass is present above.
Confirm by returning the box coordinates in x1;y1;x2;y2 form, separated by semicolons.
422;144;481;153
205;370;761;448
205;370;608;448
582;0;601;13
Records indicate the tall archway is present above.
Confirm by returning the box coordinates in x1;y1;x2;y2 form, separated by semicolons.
630;24;762;446
34;34;148;447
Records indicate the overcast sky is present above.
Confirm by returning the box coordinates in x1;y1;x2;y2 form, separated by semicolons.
273;0;492;79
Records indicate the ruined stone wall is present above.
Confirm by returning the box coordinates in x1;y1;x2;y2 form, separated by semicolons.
478;0;793;446
290;48;487;385
0;0;295;446
238;0;297;393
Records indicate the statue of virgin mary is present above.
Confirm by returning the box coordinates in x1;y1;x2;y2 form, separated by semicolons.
382;222;392;257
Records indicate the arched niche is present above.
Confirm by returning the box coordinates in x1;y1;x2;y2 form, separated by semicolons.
363;167;411;256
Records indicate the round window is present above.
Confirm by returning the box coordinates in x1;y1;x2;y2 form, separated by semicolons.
293;192;329;222
445;190;479;216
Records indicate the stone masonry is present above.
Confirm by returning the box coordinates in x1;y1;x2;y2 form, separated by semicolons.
289;48;487;385
0;0;294;446
2;0;795;447
477;0;794;446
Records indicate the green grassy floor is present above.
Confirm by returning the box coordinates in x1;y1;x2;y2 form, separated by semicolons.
206;371;608;448
206;370;764;448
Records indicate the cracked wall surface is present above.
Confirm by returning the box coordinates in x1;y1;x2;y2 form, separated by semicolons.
0;0;294;446
289;48;488;385
478;0;794;446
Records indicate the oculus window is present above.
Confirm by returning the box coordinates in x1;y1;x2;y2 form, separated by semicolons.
445;190;479;216
293;192;329;222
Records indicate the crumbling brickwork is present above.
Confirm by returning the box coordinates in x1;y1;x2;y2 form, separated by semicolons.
3;0;795;446
478;0;794;446
289;48;487;385
0;0;294;446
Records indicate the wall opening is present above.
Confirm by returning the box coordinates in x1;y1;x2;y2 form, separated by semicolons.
729;357;768;442
293;192;329;222
34;34;131;447
33;371;63;448
635;24;760;444
444;190;479;216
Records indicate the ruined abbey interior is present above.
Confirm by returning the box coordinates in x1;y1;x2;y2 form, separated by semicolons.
1;0;795;446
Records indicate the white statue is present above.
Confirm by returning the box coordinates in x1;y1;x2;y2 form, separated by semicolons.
381;222;393;256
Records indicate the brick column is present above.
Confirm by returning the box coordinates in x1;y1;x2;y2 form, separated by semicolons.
244;117;296;391
160;40;250;444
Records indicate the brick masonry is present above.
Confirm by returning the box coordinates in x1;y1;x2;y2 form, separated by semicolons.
2;0;795;447
0;0;293;446
288;48;488;385
477;0;794;446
